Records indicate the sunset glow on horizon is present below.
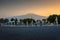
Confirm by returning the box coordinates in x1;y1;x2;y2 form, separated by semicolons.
0;0;60;18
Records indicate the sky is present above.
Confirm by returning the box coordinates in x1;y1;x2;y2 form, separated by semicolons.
0;0;60;18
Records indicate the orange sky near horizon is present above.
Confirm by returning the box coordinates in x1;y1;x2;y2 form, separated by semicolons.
14;5;60;17
1;5;60;18
0;0;60;18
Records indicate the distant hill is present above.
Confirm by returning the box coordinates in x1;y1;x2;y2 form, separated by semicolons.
7;13;47;20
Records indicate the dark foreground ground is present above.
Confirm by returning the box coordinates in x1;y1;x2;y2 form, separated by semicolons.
0;26;60;40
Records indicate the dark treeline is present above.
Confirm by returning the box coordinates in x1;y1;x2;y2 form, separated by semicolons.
47;14;60;24
0;18;42;25
0;14;60;25
0;18;9;24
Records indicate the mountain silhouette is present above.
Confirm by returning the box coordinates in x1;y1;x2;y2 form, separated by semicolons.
7;13;47;20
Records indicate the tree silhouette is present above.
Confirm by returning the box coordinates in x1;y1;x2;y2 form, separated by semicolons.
11;18;15;25
0;18;4;23
0;18;9;25
42;19;47;25
15;18;18;25
4;19;9;23
22;18;36;25
57;15;60;24
47;14;58;24
11;18;15;21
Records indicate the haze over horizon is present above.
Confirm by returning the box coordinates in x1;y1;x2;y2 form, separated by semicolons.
0;0;60;18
